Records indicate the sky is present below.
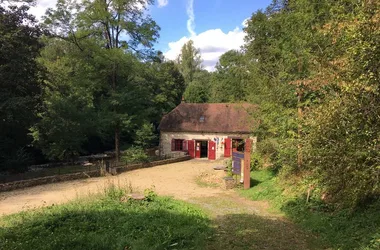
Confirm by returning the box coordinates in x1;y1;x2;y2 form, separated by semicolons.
27;0;272;71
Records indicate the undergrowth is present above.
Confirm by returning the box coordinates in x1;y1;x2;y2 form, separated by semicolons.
0;184;211;250
239;170;380;250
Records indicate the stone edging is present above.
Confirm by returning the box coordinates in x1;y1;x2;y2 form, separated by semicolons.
0;156;191;192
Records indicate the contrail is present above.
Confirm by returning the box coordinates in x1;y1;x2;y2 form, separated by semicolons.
186;0;196;37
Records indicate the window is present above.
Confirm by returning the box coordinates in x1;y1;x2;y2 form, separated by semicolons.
172;139;184;151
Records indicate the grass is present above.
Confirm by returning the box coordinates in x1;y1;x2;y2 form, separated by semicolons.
239;169;380;250
0;185;211;250
206;213;322;250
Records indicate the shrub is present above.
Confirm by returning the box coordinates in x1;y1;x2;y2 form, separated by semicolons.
250;152;263;171
121;146;149;164
225;158;233;177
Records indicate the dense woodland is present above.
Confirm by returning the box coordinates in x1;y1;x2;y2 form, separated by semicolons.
1;0;379;212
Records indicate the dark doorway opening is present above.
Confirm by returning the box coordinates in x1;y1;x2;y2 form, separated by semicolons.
232;139;245;152
200;141;208;158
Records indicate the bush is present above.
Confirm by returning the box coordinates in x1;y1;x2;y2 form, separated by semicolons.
250;152;263;171
224;158;233;177
121;146;149;164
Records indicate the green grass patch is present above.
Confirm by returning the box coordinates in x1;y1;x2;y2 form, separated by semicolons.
238;170;288;213
239;170;380;250
0;189;211;250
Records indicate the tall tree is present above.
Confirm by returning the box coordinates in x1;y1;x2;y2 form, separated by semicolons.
210;50;249;102
176;40;203;84
40;0;160;161
183;70;211;103
0;5;43;172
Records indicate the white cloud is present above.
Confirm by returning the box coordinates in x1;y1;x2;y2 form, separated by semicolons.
186;0;196;37
157;0;168;8
10;0;57;20
242;17;250;28
164;26;246;71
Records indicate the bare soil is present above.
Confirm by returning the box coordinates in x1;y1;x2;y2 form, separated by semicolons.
0;159;254;216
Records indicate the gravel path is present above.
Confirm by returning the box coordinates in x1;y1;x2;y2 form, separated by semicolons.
0;159;242;216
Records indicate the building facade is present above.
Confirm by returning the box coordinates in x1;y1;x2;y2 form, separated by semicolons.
159;103;257;160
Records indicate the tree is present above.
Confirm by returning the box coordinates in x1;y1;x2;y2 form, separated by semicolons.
39;0;160;161
210;50;249;102
0;5;43;172
134;123;157;149
176;40;203;84
183;70;211;103
302;0;380;208
31;38;98;161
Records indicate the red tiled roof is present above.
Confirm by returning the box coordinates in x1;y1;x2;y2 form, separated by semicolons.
159;103;256;133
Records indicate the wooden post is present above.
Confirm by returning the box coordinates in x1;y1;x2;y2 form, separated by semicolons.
244;139;252;189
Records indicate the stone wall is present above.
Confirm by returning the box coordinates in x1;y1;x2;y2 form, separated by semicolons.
0;156;191;192
112;156;192;174
0;170;101;192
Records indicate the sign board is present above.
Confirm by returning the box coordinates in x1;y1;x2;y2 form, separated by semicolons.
232;152;244;175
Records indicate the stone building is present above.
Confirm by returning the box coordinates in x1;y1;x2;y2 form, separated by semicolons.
159;103;256;160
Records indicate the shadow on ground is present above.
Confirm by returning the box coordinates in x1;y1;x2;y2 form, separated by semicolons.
188;195;324;250
281;197;380;250
206;213;323;250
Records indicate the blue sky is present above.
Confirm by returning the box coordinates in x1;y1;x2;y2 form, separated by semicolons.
29;0;272;70
150;0;272;70
151;0;271;51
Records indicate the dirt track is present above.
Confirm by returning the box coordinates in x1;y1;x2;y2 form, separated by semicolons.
0;159;322;249
0;159;235;216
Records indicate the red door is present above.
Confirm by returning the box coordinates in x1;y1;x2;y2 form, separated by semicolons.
188;140;195;158
224;138;232;157
208;140;216;160
195;141;201;158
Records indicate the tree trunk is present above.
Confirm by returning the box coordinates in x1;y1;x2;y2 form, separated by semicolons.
115;127;120;163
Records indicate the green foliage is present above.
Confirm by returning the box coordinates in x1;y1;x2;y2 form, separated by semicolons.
225;158;233;177
30;0;183;163
240;170;380;249
134;123;157;149
250;152;263;171
210;50;249;102
239;170;285;211
121;146;149;164
176;40;203;84
301;0;380;208
183;71;211;103
40;0;160;161
239;0;380;210
0;5;44;172
0;190;211;250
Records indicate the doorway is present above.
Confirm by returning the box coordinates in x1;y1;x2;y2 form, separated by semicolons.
195;140;208;158
200;141;208;158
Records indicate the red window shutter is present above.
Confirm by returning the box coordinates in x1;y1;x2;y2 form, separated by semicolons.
171;139;175;151
182;140;188;151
